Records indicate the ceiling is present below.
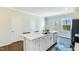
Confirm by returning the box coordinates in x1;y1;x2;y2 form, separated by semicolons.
9;7;75;17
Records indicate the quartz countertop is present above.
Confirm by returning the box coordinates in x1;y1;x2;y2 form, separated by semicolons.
21;32;45;40
21;31;57;40
75;34;79;37
75;43;79;51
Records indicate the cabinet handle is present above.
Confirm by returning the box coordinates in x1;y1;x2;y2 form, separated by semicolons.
11;30;14;32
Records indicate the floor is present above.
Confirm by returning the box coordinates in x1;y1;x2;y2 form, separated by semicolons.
0;40;23;51
48;43;72;51
0;39;73;51
50;36;73;51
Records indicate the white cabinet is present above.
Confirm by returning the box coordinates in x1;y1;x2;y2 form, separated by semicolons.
23;33;57;51
46;34;51;49
49;33;57;46
57;35;71;48
53;33;57;44
50;34;54;46
75;43;79;51
25;38;40;51
32;38;40;51
40;36;47;51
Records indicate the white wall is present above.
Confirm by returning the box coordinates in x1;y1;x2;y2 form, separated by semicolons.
0;8;11;46
45;13;74;37
22;14;45;32
0;8;45;46
45;13;74;48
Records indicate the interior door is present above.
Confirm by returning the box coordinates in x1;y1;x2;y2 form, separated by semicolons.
11;15;22;43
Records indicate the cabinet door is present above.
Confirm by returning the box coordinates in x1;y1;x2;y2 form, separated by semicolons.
25;38;40;51
32;39;40;51
40;37;47;51
52;33;57;44
25;38;34;51
50;34;54;46
57;36;71;48
46;35;52;49
25;39;30;51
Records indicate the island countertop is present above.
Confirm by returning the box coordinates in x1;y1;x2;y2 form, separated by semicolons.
21;31;57;40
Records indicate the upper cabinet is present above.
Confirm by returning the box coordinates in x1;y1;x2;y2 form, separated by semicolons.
61;18;72;32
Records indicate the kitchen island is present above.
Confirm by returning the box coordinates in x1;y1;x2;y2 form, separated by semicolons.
22;31;57;51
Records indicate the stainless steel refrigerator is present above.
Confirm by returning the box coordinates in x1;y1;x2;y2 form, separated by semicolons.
72;19;79;51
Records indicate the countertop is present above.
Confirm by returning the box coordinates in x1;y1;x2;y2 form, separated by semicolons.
21;31;57;40
75;43;79;51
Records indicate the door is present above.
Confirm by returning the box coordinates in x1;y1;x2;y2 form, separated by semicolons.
11;15;23;42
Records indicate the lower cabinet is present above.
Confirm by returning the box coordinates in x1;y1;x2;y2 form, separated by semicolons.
25;33;57;51
40;36;47;51
46;35;51;50
32;39;40;51
53;33;57;45
75;43;79;51
57;36;71;48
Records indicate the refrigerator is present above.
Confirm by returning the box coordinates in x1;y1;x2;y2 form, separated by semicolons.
72;19;79;50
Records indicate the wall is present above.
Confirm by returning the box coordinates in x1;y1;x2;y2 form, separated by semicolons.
0;8;45;46
74;8;79;19
45;13;74;38
0;8;11;46
45;13;74;48
22;14;45;32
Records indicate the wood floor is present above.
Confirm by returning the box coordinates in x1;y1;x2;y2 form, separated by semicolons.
0;40;23;51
